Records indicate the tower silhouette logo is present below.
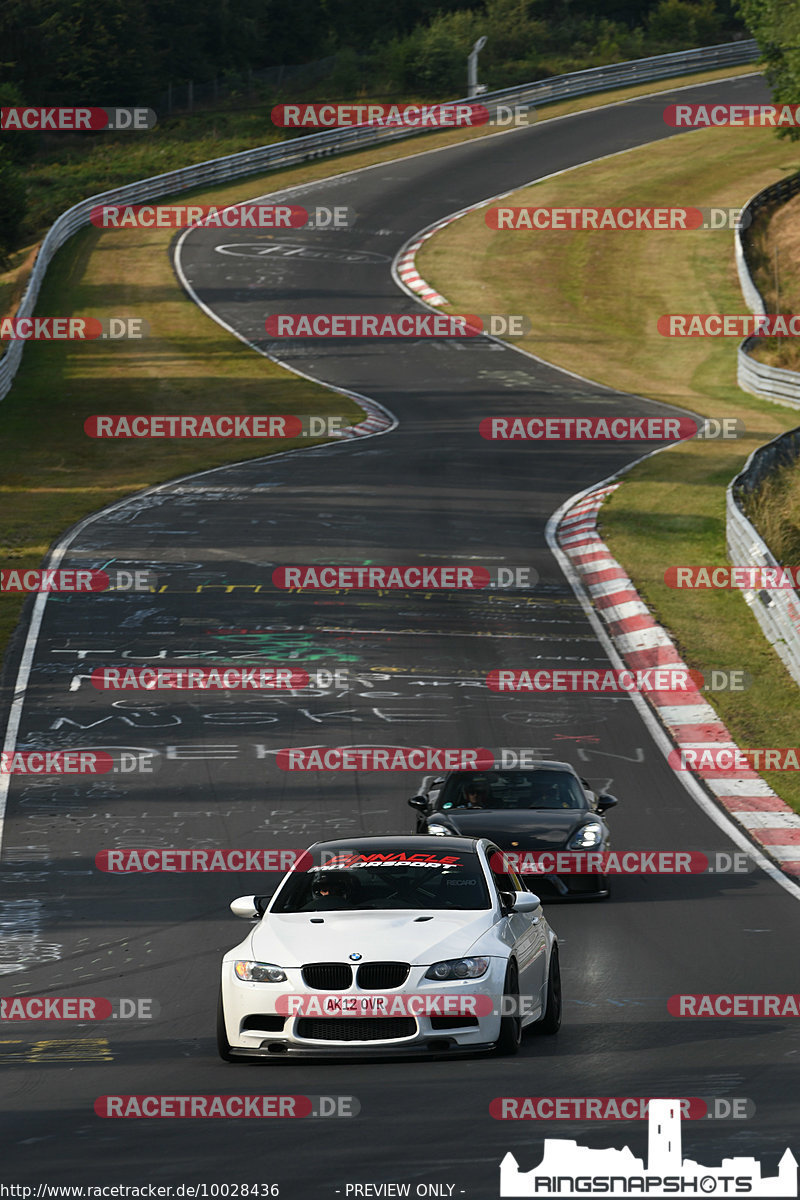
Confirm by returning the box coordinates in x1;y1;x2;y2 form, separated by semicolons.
500;1099;797;1197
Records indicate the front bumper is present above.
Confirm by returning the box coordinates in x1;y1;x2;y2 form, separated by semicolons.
220;959;508;1056
532;872;608;900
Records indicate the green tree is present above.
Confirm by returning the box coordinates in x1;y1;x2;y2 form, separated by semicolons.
737;0;800;134
0;146;27;266
647;0;724;46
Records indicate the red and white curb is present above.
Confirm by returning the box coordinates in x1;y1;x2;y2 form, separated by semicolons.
341;395;395;438
557;484;800;878
393;203;493;307
395;234;450;306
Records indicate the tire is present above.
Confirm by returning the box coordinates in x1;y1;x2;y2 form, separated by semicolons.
533;945;562;1035
495;961;522;1055
216;989;241;1062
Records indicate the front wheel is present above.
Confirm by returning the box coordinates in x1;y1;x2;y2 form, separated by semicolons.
533;945;561;1035
495;961;522;1055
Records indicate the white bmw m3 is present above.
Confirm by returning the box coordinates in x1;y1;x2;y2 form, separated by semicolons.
217;835;561;1059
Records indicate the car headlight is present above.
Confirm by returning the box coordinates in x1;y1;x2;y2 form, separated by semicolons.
567;821;604;850
426;823;451;835
234;960;287;983
425;957;490;981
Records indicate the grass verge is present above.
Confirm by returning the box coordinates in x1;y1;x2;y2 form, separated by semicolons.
0;62;759;674
417;123;800;812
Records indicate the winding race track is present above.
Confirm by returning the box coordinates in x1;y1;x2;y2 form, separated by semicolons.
3;74;800;1193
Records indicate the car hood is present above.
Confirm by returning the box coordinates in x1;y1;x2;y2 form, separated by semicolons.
249;908;497;966
429;808;598;848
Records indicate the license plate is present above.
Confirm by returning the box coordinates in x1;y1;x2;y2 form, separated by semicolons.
322;996;389;1016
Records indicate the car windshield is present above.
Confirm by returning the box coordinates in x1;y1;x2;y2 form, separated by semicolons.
270;850;491;912
435;769;589;811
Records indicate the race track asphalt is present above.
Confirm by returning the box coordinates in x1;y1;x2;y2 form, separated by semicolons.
2;72;799;1196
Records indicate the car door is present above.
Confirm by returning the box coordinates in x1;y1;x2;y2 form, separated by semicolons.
489;849;547;1011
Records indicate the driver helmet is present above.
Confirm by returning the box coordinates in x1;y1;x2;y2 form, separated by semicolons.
311;870;354;901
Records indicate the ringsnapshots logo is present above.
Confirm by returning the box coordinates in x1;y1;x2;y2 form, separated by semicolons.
499;1098;797;1196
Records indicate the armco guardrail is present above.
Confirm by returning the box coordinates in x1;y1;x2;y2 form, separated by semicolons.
727;428;800;687
0;39;758;402
736;170;800;405
730;172;800;686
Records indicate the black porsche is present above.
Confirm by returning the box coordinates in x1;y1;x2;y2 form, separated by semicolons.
408;761;619;900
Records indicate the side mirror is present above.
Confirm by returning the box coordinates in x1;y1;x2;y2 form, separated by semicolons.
230;896;262;919
597;793;619;812
408;796;428;811
512;892;540;913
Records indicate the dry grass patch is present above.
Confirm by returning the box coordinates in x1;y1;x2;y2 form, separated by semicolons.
417;123;800;811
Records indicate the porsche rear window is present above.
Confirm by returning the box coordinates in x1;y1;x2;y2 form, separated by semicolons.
271;852;491;912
